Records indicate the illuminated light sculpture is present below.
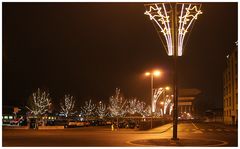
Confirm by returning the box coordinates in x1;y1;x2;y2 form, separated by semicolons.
169;103;174;115
81;99;96;119
60;94;75;117
144;3;202;140
152;87;164;113
163;97;172;115
154;87;173;116
144;3;202;56
96;101;107;119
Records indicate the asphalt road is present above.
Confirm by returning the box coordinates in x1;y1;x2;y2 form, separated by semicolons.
2;122;238;147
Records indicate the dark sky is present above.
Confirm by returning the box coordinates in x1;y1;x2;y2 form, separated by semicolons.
3;3;237;112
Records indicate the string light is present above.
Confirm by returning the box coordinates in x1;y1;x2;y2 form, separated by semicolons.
144;3;173;56
178;4;202;56
145;3;202;56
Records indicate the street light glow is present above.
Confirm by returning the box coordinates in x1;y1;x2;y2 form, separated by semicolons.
145;70;161;77
145;72;151;76
165;86;170;90
153;70;161;76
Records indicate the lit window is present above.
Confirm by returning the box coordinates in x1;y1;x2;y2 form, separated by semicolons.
9;116;13;119
4;116;8;119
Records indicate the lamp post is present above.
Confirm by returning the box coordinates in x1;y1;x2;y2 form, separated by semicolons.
144;3;202;140
145;70;161;128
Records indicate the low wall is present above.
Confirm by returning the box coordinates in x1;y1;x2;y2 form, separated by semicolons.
3;126;29;130
38;126;64;130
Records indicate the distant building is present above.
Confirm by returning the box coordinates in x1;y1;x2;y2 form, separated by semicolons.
178;88;201;119
223;46;238;125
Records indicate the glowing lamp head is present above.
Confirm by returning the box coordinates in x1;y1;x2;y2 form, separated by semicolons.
165;86;170;90
160;101;164;105
153;70;161;76
145;72;151;76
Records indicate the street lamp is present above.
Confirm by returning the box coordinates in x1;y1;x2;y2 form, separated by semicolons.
145;70;161;128
144;3;202;140
145;70;161;113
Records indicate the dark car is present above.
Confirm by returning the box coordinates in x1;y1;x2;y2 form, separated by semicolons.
127;122;136;129
47;120;68;127
118;121;127;128
97;120;106;126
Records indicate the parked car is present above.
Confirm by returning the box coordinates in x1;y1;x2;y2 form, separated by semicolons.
106;121;112;125
127;122;136;129
66;120;77;128
97;120;106;126
10;118;23;125
48;119;67;127
118;121;127;128
84;121;90;127
76;121;85;127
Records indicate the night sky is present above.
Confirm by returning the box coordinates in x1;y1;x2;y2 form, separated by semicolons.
3;3;237;113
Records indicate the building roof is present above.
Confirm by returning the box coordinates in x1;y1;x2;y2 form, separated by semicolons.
179;88;201;97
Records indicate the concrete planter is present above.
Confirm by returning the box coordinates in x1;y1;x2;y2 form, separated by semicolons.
38;126;64;130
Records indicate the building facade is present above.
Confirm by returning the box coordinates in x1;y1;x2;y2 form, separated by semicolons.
178;88;201;119
223;46;238;125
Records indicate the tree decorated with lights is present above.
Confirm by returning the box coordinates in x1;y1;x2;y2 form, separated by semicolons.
108;88;128;128
140;105;152;117
26;88;51;116
81;99;96;119
96;101;107;119
127;98;148;116
108;88;127;117
60;94;75;117
127;98;140;115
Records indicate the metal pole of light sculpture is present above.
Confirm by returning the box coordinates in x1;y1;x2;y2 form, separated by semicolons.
144;3;202;140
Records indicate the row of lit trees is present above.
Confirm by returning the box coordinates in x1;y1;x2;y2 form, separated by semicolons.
26;88;152;119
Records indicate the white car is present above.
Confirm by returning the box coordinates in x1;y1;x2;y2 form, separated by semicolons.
76;121;85;127
65;120;77;128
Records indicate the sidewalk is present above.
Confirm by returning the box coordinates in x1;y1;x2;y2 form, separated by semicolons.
130;138;228;146
203;122;237;132
148;123;173;133
129;122;232;146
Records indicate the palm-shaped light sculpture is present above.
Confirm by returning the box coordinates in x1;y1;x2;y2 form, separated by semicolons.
144;3;202;140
